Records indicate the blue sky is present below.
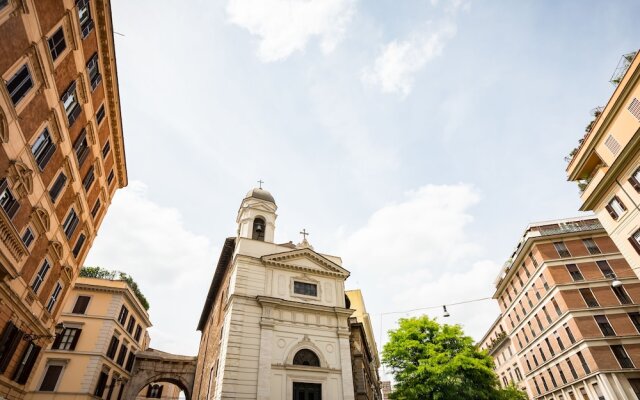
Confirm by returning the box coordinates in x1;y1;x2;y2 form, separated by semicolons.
86;0;640;364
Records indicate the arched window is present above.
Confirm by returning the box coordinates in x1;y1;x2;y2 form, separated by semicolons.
293;349;320;367
252;217;265;241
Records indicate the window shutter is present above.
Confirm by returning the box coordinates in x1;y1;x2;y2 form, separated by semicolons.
146;384;152;397
70;329;82;350
15;344;41;384
629;234;640;255
38;143;56;170
0;323;21;373
617;196;628;211
605;204;618;219
157;385;163;398
72;296;90;314
52;332;63;350
630;173;640;193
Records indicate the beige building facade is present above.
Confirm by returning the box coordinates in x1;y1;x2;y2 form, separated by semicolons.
193;188;357;400
567;51;640;278
24;277;150;400
0;0;126;398
480;216;640;399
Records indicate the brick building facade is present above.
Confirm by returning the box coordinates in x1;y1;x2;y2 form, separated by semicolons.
0;0;125;398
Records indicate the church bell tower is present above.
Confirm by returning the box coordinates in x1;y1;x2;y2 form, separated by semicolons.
236;187;277;242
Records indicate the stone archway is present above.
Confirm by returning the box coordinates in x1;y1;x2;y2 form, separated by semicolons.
122;348;197;400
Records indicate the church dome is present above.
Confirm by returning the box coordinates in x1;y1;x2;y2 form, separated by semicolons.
245;188;276;204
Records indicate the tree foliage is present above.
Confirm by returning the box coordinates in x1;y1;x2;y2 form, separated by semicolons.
382;316;527;400
80;266;150;311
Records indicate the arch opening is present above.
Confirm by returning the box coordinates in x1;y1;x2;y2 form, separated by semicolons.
293;349;320;367
252;217;266;241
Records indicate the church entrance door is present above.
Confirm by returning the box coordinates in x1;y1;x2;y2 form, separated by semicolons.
293;382;321;400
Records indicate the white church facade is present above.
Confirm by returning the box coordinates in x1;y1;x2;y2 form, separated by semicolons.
192;187;358;400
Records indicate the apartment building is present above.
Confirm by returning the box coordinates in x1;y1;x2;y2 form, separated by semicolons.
24;277;150;399
566;51;640;278
481;216;640;399
0;0;125;398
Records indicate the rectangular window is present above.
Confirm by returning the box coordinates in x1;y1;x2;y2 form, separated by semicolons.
21;227;34;248
566;264;584;281
631;228;640;254
540;274;549;290
107;169;115;185
554;331;564;350
629;312;640;333
554;242;571;258
0;178;19;219
116;344;127;366
535;315;544;331
102;140;111;158
611;345;634;368
542;306;552;323
545;338;555;356
94;370;108;397
538;344;546;362
47;26;66;61
73;129;89;166
596;260;615;278
295;281;318;296
541;375;549;391
612;285;632;305
62;81;81;126
564;323;576;344
31;260;50;293
49;172;67;202
548;368;557;387
87;53;101;90
134;325;142;342
12;341;41;384
77;0;94;38
46;282;62;313
32;128;56;170
125;352;135;372
606;196;627;220
533;378;541;395
127;317;136;334
82;166;95;191
551;297;562;316
72;295;90;314
529;252;539;268
39;364;63;391
629;167;640;193
72;233;86;257
577;351;590;374
52;327;81;350
91;199;101;218
96;104;105;124
595;315;616;336
557;365;567;384
566;359;578;379
106;336;119;359
583;238;601;255
0;322;23;373
62;208;79;239
118;306;129;325
579;288;599;307
6;64;33;105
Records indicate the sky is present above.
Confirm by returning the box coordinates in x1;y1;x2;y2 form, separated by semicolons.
86;0;640;372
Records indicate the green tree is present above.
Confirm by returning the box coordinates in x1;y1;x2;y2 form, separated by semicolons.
382;316;527;400
80;266;150;311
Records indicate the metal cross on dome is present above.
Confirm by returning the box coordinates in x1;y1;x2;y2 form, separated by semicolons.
300;229;309;240
257;179;264;189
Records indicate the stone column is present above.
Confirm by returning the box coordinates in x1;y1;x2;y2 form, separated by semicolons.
338;330;355;400
257;312;275;400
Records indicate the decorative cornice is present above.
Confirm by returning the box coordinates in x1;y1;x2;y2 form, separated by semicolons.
7;159;33;197
0;209;26;263
31;206;50;235
48;240;64;263
261;248;349;278
48;108;63;142
256;295;354;317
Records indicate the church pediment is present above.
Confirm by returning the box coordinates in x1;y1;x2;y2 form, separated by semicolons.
261;249;350;278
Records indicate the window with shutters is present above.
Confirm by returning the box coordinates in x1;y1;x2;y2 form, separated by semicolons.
611;345;634;368
628;97;640;122
76;0;94;38
553;242;571;258
0;178;19;219
606;196;627;220
52;327;82;350
582;238;601;255
62;208;79;239
0;321;23;373
595;315;616;336
83;167;95;191
46;282;63;313
72;295;90;314
566;264;584;281
605;134;622;155
74;129;89;166
31;128;56;170
125;352;135;372
72;233;86;257
629;228;640;254
47;26;67;61
118;306;129;325
612;285;632;305
116;343;127;366
31;260;50;294
49;172;67;203
580;288;599;308
134;325;142;342
94;369;109;397
629;166;640;193
6;64;33;106
39;363;64;391
87;53;101;91
106;336;119;359
127;317;136;335
61;81;81;126
21;227;35;249
12;341;41;384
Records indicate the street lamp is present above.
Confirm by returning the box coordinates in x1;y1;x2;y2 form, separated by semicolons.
442;305;450;318
23;322;65;342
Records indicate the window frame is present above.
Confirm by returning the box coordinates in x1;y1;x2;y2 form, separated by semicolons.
86;53;101;91
45;281;63;313
49;171;67;203
72;295;91;314
47;25;68;63
37;361;66;391
566;264;584;281
582;238;601;255
31;128;57;171
62;208;79;239
292;280;318;298
31;259;51;294
61;81;81;126
21;225;35;249
553;241;571;258
606;196;627;220
0;178;20;219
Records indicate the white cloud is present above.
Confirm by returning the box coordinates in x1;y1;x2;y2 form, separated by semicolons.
339;184;482;274
361;22;457;96
85;181;217;355
226;0;356;62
